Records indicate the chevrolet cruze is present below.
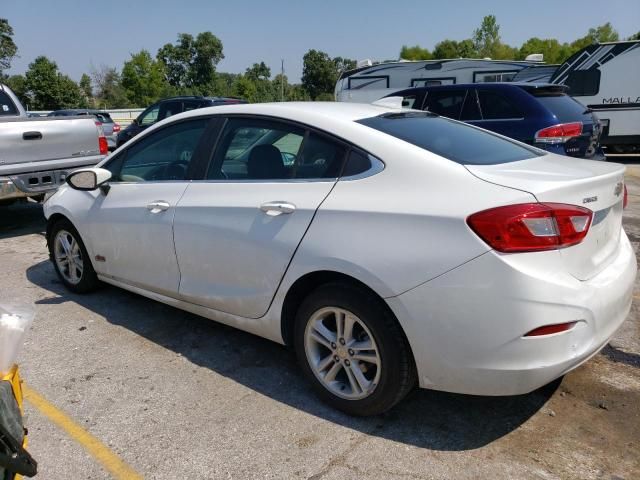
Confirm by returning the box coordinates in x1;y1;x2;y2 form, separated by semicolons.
44;101;636;416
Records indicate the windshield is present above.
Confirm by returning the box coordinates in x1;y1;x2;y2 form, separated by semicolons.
357;112;543;165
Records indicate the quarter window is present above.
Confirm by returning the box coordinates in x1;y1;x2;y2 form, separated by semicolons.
107;118;207;182
477;91;522;119
0;91;18;116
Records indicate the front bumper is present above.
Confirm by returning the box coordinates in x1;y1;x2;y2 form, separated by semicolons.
387;231;637;396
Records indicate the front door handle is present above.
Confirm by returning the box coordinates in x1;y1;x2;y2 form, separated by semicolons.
146;201;170;213
260;201;296;216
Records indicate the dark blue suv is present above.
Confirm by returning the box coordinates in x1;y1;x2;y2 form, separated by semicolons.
387;83;603;160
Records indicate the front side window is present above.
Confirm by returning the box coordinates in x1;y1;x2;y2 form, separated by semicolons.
138;105;160;126
477;90;523;119
424;90;465;119
357;112;542;165
207;118;346;180
158;101;182;121
107;118;207;182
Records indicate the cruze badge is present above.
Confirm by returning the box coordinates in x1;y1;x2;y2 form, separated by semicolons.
614;182;623;197
583;196;598;204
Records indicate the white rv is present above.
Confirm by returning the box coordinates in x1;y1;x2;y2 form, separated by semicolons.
335;58;545;103
550;40;640;155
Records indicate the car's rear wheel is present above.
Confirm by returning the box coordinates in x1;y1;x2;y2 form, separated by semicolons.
294;283;416;416
49;219;99;293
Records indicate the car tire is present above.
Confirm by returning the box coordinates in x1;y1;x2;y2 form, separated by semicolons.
48;218;100;293
294;282;416;416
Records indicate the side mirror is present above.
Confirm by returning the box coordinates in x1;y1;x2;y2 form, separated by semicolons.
66;167;112;191
132;117;139;126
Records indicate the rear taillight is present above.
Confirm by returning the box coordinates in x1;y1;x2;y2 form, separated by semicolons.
535;122;582;144
113;123;121;133
95;121;108;155
467;203;593;253
624;184;628;209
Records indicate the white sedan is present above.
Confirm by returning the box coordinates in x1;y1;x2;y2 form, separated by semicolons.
44;102;636;416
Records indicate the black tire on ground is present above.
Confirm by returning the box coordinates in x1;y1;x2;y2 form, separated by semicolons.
294;282;417;416
48;218;100;293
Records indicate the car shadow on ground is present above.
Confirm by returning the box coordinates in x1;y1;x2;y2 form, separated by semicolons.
26;259;557;452
0;202;46;240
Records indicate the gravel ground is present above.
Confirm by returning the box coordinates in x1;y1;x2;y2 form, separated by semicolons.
0;160;639;480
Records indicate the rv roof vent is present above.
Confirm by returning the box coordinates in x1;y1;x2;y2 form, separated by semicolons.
357;59;373;68
525;53;544;62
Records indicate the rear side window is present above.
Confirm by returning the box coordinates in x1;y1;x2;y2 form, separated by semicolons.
477;91;522;119
565;70;600;96
425;90;465;119
460;90;481;121
0;91;18;116
357;112;542;165
534;94;589;123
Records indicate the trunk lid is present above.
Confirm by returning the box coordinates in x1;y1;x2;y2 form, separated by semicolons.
467;154;626;280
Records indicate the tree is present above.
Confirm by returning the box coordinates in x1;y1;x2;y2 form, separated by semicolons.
3;74;28;106
121;50;168;107
301;50;355;100
628;31;640;41
79;73;92;98
473;15;501;58
432;39;476;59
570;23;620;52
400;45;432;60
24;56;83;110
91;65;129;108
231;75;257;102
157;32;224;92
245;61;271;81
517;38;569;64
0;18;17;72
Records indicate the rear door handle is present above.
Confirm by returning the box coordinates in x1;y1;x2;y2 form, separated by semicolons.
23;131;43;140
146;201;170;213
260;201;296;216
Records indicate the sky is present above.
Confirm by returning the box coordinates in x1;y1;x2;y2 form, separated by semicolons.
3;0;640;83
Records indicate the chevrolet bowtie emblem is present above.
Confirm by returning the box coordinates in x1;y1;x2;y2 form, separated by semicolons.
614;182;623;197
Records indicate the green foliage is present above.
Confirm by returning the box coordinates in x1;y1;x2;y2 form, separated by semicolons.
517;38;569;64
232;75;258;102
473;15;502;58
245;61;271;81
24;56;84;110
301;50;355;100
0;18;17;72
400;45;432;60
91;66;129;108
3;74;27;105
157;32;224;93
628;31;640;41
121;50;169;107
432;39;476;59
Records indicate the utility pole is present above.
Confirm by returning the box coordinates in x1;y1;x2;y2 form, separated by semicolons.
280;59;285;102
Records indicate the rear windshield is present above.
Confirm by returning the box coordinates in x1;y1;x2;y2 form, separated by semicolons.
94;112;113;123
357;112;543;165
533;94;590;123
0;91;18;116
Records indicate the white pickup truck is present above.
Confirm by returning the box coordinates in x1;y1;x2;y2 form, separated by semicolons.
0;84;107;205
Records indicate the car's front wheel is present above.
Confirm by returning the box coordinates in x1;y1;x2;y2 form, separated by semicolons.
48;219;99;293
294;283;416;416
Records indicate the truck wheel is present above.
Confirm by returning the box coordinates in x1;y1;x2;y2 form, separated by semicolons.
48;219;99;293
294;282;416;416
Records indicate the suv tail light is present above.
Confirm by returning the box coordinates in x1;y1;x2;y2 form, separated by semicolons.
113;123;121;133
95;121;108;155
624;184;628;209
467;203;593;253
535;122;583;144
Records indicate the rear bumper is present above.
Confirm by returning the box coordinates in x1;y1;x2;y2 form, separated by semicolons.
387;230;636;396
0;164;95;201
0;177;28;201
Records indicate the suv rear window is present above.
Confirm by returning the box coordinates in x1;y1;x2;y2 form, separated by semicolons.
0;91;18;116
533;94;589;123
94;113;113;123
357;112;543;165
